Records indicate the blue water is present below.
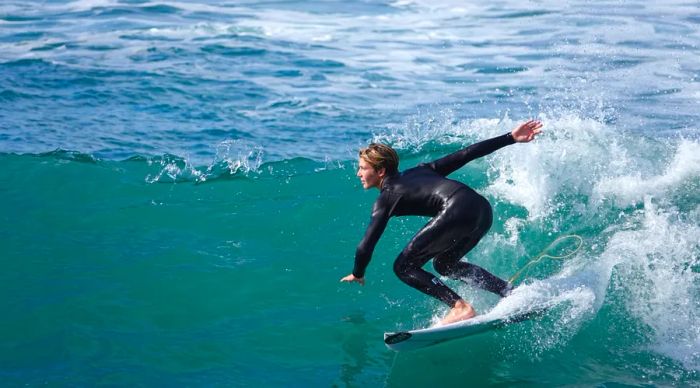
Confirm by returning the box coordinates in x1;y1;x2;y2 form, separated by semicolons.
1;0;700;386
3;0;699;162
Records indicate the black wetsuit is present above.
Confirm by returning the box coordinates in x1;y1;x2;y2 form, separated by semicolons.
353;132;515;306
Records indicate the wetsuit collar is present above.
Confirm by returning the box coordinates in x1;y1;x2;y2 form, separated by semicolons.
380;171;399;191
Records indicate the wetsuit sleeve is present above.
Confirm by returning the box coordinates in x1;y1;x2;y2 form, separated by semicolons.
426;132;515;176
353;194;392;278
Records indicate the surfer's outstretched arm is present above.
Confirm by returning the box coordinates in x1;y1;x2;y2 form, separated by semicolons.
341;193;393;284
426;119;543;177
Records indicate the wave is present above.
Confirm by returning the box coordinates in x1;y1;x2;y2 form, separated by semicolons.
1;114;699;377
5;112;699;193
1;142;347;184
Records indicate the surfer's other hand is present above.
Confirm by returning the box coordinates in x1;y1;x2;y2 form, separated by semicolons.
511;119;543;143
340;274;365;286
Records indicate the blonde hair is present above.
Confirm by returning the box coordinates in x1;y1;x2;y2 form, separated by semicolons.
359;143;399;174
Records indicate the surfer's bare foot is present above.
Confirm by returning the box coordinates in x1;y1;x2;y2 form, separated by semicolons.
439;300;476;326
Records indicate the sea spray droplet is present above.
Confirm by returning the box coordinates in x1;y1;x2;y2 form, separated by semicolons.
144;154;203;183
215;139;264;176
144;140;265;183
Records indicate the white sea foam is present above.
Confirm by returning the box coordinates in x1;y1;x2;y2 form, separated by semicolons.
601;197;700;371
486;114;640;219
593;139;700;207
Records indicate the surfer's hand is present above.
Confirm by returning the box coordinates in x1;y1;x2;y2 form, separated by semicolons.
340;274;365;286
511;119;543;143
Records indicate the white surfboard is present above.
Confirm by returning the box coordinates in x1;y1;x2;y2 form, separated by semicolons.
383;235;584;352
384;301;550;352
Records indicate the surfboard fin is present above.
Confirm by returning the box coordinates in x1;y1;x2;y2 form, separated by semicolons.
384;332;412;345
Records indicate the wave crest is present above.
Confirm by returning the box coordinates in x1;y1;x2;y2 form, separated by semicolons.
145;140;263;183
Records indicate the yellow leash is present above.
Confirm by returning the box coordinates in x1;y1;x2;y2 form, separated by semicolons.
508;234;584;285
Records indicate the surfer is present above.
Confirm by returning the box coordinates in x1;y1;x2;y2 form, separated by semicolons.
341;120;543;325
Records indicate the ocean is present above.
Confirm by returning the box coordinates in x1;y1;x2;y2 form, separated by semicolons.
1;0;699;386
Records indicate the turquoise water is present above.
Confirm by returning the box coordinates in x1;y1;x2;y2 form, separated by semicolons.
1;1;700;386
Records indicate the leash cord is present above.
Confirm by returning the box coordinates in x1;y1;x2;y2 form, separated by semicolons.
508;234;583;285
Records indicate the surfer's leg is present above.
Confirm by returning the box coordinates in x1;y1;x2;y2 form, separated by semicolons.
393;216;466;307
394;232;478;325
434;254;512;297
393;250;463;307
394;253;476;326
432;199;512;297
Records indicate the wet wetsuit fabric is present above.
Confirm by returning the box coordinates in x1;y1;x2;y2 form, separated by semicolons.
353;132;515;306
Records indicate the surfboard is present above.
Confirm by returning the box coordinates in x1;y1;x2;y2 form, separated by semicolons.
383;302;550;352
383;235;581;352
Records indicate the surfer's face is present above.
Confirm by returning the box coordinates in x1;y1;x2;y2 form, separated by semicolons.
357;158;384;190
